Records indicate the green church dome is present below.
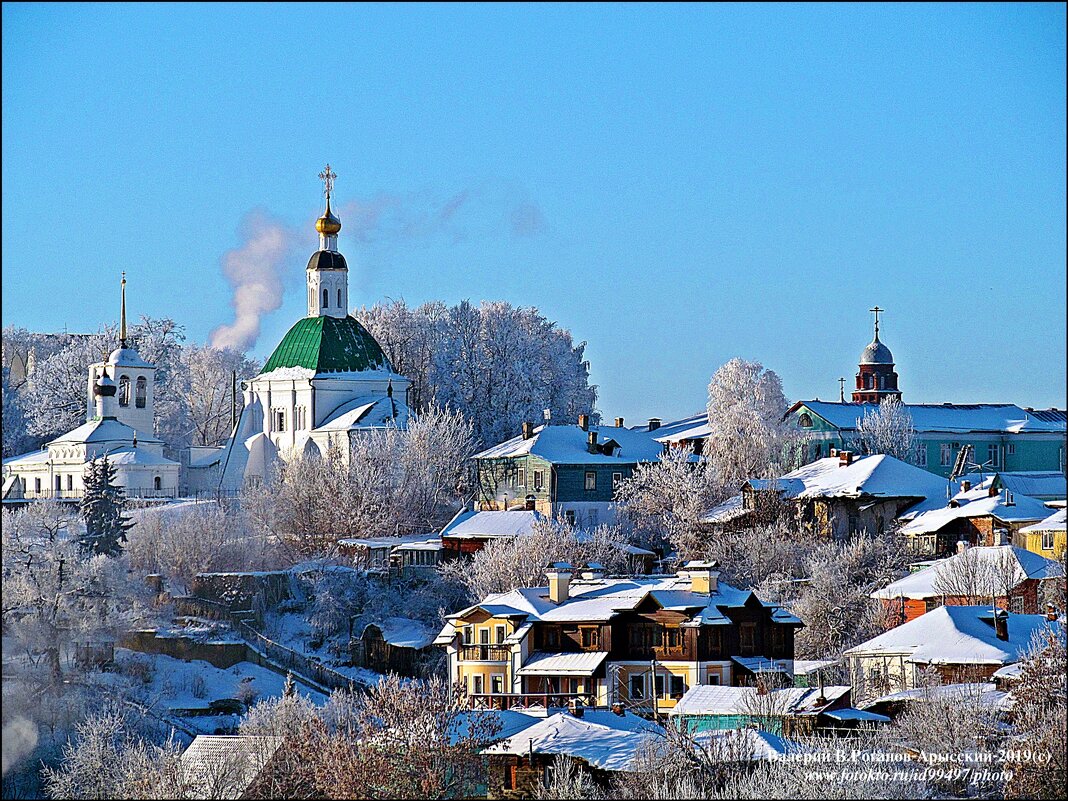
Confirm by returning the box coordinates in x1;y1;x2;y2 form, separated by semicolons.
261;315;392;375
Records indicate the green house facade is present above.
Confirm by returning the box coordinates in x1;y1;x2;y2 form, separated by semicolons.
473;419;664;528
788;401;1066;478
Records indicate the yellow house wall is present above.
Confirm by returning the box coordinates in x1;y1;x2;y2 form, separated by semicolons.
1018;530;1067;561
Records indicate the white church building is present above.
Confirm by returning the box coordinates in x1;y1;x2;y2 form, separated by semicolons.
214;166;412;492
2;277;181;502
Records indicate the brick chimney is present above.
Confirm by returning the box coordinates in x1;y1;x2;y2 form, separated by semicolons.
522;421;534;440
839;451;854;467
578;414;589;432
648;417;661;432
547;562;573;604
614;417;624;428
993;608;1009;641
682;560;719;595
587;431;599;454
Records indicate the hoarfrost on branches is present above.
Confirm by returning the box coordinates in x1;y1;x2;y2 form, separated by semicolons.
359;299;597;447
705;358;798;489
854;397;917;462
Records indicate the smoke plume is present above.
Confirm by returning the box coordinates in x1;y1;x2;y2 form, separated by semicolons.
2;716;38;776
209;210;297;352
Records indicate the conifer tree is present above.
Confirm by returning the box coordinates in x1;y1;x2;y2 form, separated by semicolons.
79;455;133;556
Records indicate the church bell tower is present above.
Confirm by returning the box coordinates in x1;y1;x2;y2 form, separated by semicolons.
852;306;902;404
306;164;350;318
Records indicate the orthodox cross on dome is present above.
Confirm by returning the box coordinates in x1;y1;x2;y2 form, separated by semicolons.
869;306;884;339
318;164;337;204
838;377;846;403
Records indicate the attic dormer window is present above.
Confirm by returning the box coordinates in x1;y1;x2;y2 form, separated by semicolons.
799;413;813;428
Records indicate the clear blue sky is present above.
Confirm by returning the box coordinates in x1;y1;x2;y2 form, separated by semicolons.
3;3;1065;422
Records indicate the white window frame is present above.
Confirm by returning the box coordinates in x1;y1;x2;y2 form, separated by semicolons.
585;471;597;491
915;444;927;467
533;469;544;492
1007;443;1016;455
987;444;999;468
612;472;623;489
940;443;953;467
1042;530;1055;551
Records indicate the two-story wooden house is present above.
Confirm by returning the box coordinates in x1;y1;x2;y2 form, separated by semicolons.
472;416;664;528
435;562;803;716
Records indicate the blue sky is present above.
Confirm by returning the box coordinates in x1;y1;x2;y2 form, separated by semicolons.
3;3;1065;422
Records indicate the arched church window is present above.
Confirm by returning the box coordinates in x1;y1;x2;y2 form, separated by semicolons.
67;475;73;491
799;413;813;428
119;375;131;407
323;288;329;308
154;476;162;491
55;475;62;492
337;288;342;308
135;377;147;409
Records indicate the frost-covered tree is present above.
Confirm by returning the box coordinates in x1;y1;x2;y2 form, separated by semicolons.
2;364;32;457
790;533;911;659
174;344;261;447
19;330;115;445
705;358;796;490
442;517;634;602
359;299;598;447
1004;629;1068;799
251;406;475;556
615;446;726;560
854;396;916;461
250;677;501;799
41;711;186;800
2;501;140;680
125;501;282;594
79;456;133;557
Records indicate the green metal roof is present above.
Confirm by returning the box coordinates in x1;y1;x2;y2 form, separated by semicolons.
261;315;391;374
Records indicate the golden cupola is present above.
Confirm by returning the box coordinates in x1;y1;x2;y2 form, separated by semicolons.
316;198;342;236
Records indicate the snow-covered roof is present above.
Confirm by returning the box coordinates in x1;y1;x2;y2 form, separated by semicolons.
638;413;713;444
691;728;792;761
338;532;438;549
731;656;795;675
900;493;1050;537
797;401;1067;434
483;712;661;772
991;662;1024;681
445;573;797;630
747;454;948;504
48;418;162;446
2;448;51;468
1020;508;1066;534
89;446;179;467
474;423;663;465
515;651;609;676
822;708;890;723
363;617;435;649
106;346;155;368
960;472;1067;500
180;735;283;799
314;394;409;433
863;682;1011;711
871;546;1063;600
441;509;545;539
670;685;851;717
843;606;1062;665
792;659;837;675
701;494;748;524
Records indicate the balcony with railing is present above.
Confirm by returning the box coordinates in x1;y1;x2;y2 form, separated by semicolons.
15;487;179;501
459;644;512;662
467;692;597;711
